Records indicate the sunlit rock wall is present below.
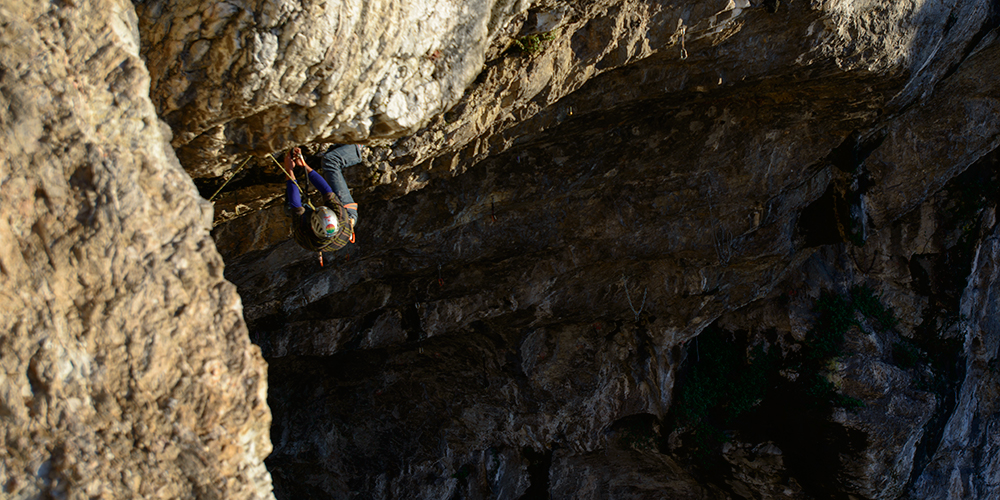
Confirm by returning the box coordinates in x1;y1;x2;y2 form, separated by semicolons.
135;0;521;177
0;0;272;498
139;0;991;182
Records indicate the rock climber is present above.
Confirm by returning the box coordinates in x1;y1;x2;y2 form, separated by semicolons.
282;144;362;252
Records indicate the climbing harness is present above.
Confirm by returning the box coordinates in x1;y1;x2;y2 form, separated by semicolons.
208;156;253;202
270;152;354;264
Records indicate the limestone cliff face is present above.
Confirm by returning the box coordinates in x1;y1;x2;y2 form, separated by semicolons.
199;0;1000;495
135;0;518;177
0;0;271;498
7;0;998;497
137;0;990;181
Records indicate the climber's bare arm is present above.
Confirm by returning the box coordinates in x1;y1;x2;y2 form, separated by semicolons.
282;151;296;180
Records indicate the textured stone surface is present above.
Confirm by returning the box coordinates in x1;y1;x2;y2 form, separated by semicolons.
264;317;684;498
136;0;520;176
909;206;1000;499
0;0;271;498
549;448;725;499
721;441;806;499
105;0;1000;496
5;0;999;496
370;0;994;202
203;4;1000;497
140;0;994;179
865;31;1000;228
705;154;1000;499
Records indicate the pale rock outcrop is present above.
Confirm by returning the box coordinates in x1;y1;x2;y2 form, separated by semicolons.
0;0;271;498
3;0;998;496
909;207;1000;498
141;0;991;186
136;0;522;177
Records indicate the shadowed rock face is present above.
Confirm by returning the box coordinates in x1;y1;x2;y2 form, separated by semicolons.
190;0;1000;494
0;0;271;498
203;0;1000;494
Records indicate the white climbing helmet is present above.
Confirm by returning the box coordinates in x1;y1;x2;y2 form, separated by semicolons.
311;206;339;239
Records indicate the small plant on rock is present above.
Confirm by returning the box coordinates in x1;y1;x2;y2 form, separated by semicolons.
851;285;898;332
512;32;555;55
672;328;779;461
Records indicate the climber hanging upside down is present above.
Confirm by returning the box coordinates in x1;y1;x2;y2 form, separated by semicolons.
282;144;362;253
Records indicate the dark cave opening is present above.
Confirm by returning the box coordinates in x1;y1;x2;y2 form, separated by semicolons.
665;312;872;499
519;447;553;500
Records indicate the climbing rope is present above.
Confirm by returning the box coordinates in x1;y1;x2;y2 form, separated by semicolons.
208;156;253;202
271;152;327;267
269;151;358;267
268;153;315;210
675;7;754;61
621;275;647;322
